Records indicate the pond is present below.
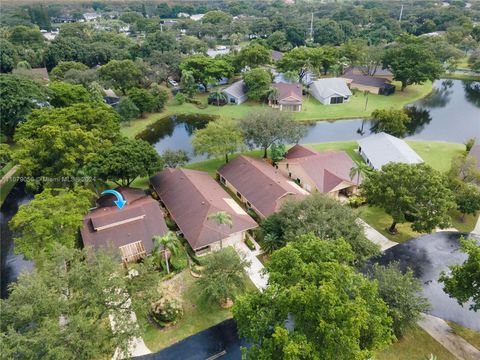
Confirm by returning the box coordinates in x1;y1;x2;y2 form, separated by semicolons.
138;79;480;161
0;182;34;298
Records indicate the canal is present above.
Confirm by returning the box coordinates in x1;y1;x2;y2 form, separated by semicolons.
138;79;480;161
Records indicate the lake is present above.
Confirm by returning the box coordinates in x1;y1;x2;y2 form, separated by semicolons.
138;79;480;161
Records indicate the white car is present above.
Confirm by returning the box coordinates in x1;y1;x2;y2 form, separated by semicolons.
168;79;179;87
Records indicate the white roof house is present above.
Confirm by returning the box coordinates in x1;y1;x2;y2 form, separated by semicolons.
357;132;424;170
190;14;205;21
310;78;352;105
222;80;248;105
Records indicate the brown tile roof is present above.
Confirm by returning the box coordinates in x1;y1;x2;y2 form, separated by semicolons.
271;50;284;61
81;188;168;256
469;144;480;170
341;69;390;88
218;156;307;218
30;67;49;81
281;144;357;193
272;82;302;104
150;168;258;250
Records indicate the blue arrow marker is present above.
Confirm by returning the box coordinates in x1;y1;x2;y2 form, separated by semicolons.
101;189;127;209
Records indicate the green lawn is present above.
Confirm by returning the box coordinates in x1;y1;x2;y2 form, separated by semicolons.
446;321;480;350
407;141;465;173
136;269;256;352
375;325;456;360
449;209;478;233
121;81;433;138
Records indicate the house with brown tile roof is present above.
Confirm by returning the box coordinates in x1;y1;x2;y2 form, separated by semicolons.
277;144;358;197
81;187;169;264
150;168;258;254
269;83;303;112
218;155;308;218
341;69;395;95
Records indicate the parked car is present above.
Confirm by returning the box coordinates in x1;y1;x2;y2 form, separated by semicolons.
168;79;179;87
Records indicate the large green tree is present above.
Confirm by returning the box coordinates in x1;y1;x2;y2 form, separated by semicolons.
262;193;379;261
127;87;156;116
197;247;249;306
242;68;272;100
439;238;480;311
233;235;394;359
238;109;305;158
87;138;163;187
50;61;89;81
179;55;234;90
370;108;411;137
192;119;244;163
9;187;93;260
49;81;93;108
368;263;429;337
361;163;455;233
382;43;443;91
14;104;120;188
0;247;138;359
99;60;141;94
237;43;271;68
0;74;50;139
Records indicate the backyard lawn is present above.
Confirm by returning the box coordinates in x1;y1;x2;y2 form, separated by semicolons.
121;81;433;138
135;269;256;352
375;325;456;360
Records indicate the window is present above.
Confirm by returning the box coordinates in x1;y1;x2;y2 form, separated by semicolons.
288;172;292;178
246;201;251;207
220;176;226;184
330;96;344;104
236;191;242;199
286;163;289;169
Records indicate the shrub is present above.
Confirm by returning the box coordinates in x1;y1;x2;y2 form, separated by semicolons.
245;237;256;251
165;217;177;230
175;92;186;105
348;195;367;208
170;247;188;271
150;291;183;327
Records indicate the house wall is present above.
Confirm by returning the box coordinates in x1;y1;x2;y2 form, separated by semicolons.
224;92;248;105
349;83;381;95
208;231;245;252
277;162;316;193
358;148;376;169
279;103;302;112
218;174;267;218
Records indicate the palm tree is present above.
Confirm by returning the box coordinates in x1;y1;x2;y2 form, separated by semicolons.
207;211;233;249
267;87;280;107
349;161;372;186
153;231;180;274
209;90;228;107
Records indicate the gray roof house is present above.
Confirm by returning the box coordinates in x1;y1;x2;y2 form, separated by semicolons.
223;80;248;105
309;78;352;105
357;132;424;170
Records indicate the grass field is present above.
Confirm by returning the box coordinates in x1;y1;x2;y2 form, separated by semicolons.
121;81;433;138
375;325;456;360
407;141;465;173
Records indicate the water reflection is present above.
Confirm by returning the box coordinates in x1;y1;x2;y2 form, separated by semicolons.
0;183;34;298
463;81;480;108
417;79;453;109
404;106;433;136
137;114;214;162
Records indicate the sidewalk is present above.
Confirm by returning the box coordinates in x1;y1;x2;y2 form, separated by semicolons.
110;296;151;359
471;215;480;235
356;218;398;251
234;241;268;291
417;313;480;360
